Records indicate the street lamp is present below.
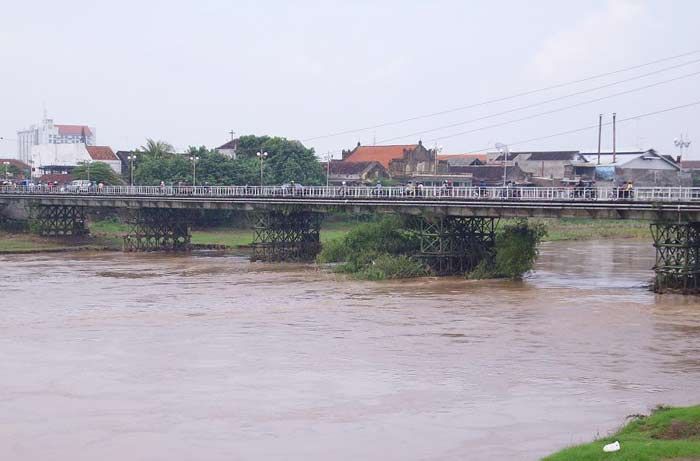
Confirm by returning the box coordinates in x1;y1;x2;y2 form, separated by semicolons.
86;159;93;184
127;154;137;186
3;161;9;183
674;135;692;161
325;152;332;187
256;151;268;186
495;142;509;187
189;156;200;186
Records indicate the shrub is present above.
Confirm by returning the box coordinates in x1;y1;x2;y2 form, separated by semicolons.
468;219;546;280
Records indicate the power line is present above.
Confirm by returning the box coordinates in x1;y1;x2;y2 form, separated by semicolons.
447;101;700;154
303;49;700;142
379;69;700;144
380;59;700;142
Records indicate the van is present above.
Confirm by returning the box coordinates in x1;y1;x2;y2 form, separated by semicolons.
69;180;91;192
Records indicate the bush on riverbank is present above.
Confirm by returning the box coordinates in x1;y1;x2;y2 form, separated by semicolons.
469;219;547;280
543;404;700;461
317;217;427;280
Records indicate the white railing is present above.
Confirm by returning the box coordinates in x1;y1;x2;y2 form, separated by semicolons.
2;184;700;202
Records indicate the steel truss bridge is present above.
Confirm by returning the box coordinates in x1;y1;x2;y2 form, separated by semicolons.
2;185;700;293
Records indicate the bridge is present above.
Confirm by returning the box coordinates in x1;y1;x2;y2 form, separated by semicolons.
2;185;700;293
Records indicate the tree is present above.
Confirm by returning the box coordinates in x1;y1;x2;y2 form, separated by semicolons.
140;138;174;158
233;135;325;185
72;162;124;185
2;163;20;180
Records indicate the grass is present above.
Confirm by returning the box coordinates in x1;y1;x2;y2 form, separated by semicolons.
536;218;649;241
1;217;649;254
543;405;700;461
88;219;363;248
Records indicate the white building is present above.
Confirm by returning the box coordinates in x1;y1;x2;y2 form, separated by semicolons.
30;144;120;178
17;117;96;164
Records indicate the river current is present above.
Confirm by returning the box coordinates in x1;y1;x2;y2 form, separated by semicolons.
1;240;699;460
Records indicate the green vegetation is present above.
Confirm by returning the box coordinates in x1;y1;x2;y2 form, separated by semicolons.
544;404;700;461
317;216;427;280
469;219;547;280
132;136;324;186
73;161;124;185
538;218;649;241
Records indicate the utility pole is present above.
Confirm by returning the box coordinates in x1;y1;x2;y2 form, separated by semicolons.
326;152;331;187
674;134;692;161
597;114;603;165
612;112;617;164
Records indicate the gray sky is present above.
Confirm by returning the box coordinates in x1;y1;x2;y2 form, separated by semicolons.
1;0;698;159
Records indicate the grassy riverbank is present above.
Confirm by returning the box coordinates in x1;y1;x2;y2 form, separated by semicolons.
544;405;700;461
0;217;649;254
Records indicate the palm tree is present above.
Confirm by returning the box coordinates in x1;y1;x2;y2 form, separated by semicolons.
140;138;174;158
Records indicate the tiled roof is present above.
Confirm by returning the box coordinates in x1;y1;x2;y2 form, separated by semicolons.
56;124;92;136
344;144;418;168
438;153;488;163
681;160;700;170
39;173;74;184
218;139;239;149
330;160;384;175
494;151;580;161
86;146;118;161
0;158;30;170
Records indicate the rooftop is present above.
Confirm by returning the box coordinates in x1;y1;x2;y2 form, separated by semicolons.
56;124;93;137
86;146;118;161
344;144;418;168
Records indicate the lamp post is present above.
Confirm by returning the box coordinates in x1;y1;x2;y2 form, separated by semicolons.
325;152;332;187
86;159;93;184
127;154;137;186
256;151;268;186
674;135;692;161
3;161;9;183
190;155;200;186
495;142;509;187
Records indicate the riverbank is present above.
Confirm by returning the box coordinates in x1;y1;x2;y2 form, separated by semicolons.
0;218;649;254
543;404;700;460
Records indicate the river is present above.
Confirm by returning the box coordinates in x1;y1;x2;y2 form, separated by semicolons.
1;240;699;460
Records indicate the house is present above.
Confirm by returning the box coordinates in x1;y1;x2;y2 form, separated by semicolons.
326;160;389;185
580;150;688;186
341;141;445;179
439;153;488;167
217;139;239;159
30;144;121;177
489;151;587;179
447;164;531;186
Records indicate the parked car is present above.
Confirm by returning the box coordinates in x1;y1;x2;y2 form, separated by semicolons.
68;180;91;192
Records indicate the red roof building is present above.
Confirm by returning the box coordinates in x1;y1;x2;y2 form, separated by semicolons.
340;141;443;178
86;145;118;161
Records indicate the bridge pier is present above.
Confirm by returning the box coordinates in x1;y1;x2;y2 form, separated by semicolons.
651;221;700;293
251;210;322;262
31;205;88;237
123;208;192;252
413;216;498;275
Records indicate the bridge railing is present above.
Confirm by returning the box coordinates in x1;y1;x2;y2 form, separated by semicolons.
3;184;700;202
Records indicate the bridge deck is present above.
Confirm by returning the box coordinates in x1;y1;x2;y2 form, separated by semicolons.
2;185;700;220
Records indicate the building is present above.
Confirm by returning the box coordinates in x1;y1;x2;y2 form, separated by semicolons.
438;153;488;167
326;160;388;185
579;150;687;186
341;141;445;179
489;151;587;179
30;144;120;178
448;164;531;186
17;116;95;164
217;139;239;159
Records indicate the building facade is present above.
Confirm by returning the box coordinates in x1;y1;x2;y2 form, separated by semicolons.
30;144;119;178
17;117;96;163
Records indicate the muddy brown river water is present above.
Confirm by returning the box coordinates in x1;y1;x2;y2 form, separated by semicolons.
1;240;699;460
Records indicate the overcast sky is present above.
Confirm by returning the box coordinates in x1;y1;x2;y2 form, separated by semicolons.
1;0;698;159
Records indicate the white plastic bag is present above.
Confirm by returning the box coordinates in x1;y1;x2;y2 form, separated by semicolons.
603;440;620;452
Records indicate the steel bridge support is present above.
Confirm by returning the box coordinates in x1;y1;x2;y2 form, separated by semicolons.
251;210;322;262
650;221;700;293
123;208;192;252
31;205;88;237
413;216;498;275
